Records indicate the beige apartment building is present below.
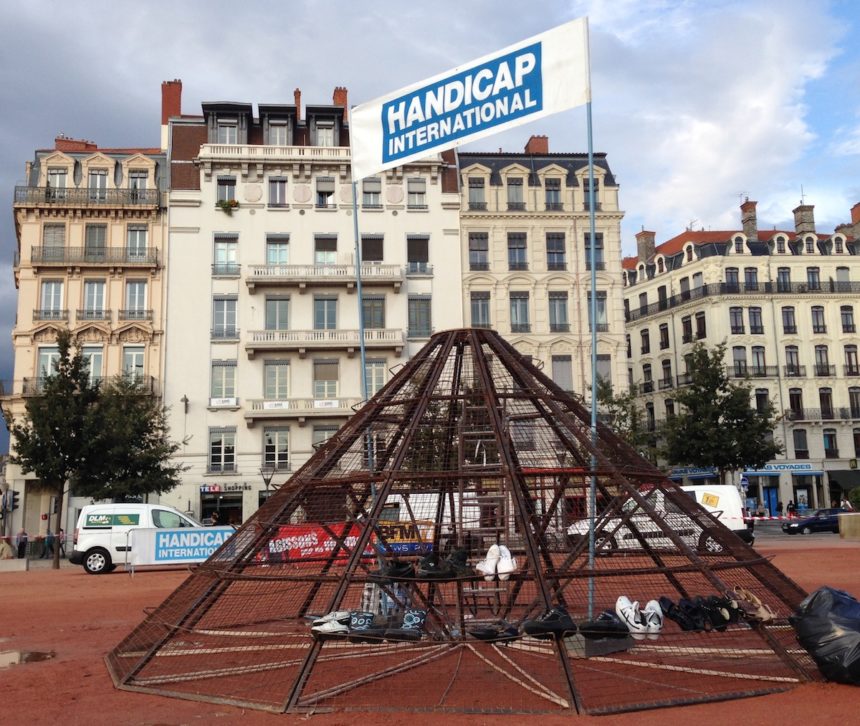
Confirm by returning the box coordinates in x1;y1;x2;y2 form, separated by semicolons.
4;136;167;537
457;137;627;394
623;199;860;515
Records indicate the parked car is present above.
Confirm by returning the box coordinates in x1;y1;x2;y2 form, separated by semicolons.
781;508;847;535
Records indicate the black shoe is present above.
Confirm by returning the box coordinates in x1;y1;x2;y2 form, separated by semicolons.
678;597;710;632
347;610;388;643
703;595;741;631
523;607;577;640
445;549;471;577
468;621;520;643
580;610;630;640
416;551;465;580
368;559;415;582
385;608;427;641
659;596;699;632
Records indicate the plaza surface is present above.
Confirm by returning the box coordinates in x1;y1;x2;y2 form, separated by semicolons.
1;536;859;725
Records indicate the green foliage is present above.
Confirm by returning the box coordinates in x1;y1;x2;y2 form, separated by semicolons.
848;487;860;511
662;342;782;481
596;378;657;460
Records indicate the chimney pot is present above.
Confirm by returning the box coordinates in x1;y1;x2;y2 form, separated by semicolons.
740;198;758;241
161;79;182;125
792;204;815;235
524;135;548;154
294;88;302;120
635;230;656;262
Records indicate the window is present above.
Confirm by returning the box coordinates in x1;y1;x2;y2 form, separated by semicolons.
583;177;599;210
268;122;288;146
692;272;703;290
552;355;573;392
468;178;486;210
314;235;337;265
776;237;786;254
596;354;612;383
811;306;826;334
314;296;337;330
548;292;569;332
209;428;236;472
264;361;290;400
640;329;650;354
729;306;744;334
469;232;489;270
129;169;147;196
361;235;384;262
659;323;670;349
362;295;385;329
807;267;821;290
585;233;604;270
264;428;290;470
269;177;288;207
507;233;527;270
214;235;239;276
642;364;653;393
725;268;739;291
407;178;426;208
785;346;801;376
749;307;764;334
734;237;744;253
732;346;747;376
47;168;67;199
212;297;237;338
815;345;831;376
266;235;289;265
316;176;335;208
777;267;791;291
313;360;338;399
661;359;672;386
755;388;769;413
587;291;608;331
39;280;63;319
85;224;106;260
362;177;381;208
805;237;815;254
82;346;103;383
782;306;797;334
789;388;803;417
123;345;145;380
507;178;524;210
216;121;237;144
365;359;387;397
679;277;690;300
645;402;655;431
211;361;237;400
545;178;562;210
626;334;632;358
509;292;530;333
836;238;845;254
681;316;693;343
836;266;851;290
471;292;491;328
127;226;147;260
793;429;808;459
82;280;105;319
42;224;65;260
407;235;429;274
666;399;675;418
125;280;147;319
820;388;834;419
851;388;860;418
314;119;335;147
855;429;860;457
638;292;648;312
751;346;766;375
546;233;566;270
842;306;856;333
216;176;236;203
846;345;860;376
824;429;839;458
312;425;339;451
88;169;107;201
37;346;59;378
744;267;759;290
695;311;707;339
408;296;432;338
265;297;289;330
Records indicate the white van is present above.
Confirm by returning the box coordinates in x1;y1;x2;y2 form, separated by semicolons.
70;503;201;574
566;485;753;554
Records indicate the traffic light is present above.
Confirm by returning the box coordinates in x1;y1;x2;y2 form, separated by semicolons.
11;491;20;511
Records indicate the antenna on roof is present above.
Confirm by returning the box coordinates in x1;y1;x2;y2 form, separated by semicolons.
800;184;806;204
687;219;697;231
737;192;749;203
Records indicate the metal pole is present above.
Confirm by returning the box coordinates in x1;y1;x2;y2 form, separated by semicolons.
351;180;369;404
586;99;598;619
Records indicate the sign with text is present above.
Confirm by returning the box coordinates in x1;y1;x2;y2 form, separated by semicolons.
350;17;591;179
129;527;235;566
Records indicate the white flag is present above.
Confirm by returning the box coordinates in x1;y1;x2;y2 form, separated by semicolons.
350;17;591;180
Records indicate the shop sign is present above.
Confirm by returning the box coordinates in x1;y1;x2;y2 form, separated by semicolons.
200;483;252;493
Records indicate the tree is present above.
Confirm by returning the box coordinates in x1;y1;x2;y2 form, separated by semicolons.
662;342;782;484
596;378;657;461
4;330;185;569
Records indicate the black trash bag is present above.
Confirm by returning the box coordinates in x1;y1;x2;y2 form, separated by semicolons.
790;586;860;685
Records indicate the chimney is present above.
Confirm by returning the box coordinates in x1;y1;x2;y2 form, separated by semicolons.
524;135;548;154
740;198;758;242
161;79;182;124
792;203;815;235
54;135;97;152
333;86;348;121
294;88;302;120
852;202;860;227
636;230;656;262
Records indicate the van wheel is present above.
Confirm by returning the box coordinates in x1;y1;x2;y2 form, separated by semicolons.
697;533;724;554
83;548;112;575
594;534;618;555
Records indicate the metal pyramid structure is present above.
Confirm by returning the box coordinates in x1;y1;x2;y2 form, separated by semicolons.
108;329;819;715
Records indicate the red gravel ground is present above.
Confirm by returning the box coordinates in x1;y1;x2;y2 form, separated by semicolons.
2;537;859;726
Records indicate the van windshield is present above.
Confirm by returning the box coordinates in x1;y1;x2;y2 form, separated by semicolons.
153;510;199;528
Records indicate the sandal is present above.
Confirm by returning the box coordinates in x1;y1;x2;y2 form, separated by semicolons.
732;586;776;623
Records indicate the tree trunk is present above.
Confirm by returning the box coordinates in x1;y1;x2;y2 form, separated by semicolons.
52;481;65;570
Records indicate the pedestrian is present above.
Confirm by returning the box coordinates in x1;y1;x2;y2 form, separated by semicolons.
209;511;220;527
41;530;56;559
777;500;783;517
16;528;28;559
841;497;854;512
786;500;796;518
58;528;66;557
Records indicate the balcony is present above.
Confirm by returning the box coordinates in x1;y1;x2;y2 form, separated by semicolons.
507;202;526;211
547;261;567;271
814;364;836;377
32;309;68;322
468;202;487;211
212;263;241;277
641;381;654;394
245;263;403;293
21;374;158;397
30;246;158;268
406;262;433;276
76;309;112;322
545;202;564;211
245;328;405;358
658;378;674;390
508;262;529;271
845;366;860;377
118;309;154;322
585;261;606;271
244;397;363;426
676;373;692;387
783;365;807;378
783;407;851;422
728;365;779;379
198;143;351;166
14;186;160;208
825;449;840;459
511;324;531;334
550;323;570;333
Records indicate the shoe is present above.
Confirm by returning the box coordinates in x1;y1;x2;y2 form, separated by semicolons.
579;610;630;640
347;610;386;643
708;595;742;625
311;610;350;628
468;621;519;643
445;549;471;578
475;544;501;581
311;619;349;639
368;559;415;582
678;597;710;632
615;596;648;639
385;607;427;642
416;552;457;579
523;606;577;640
642;600;663;639
659;596;699;632
496;545;517;581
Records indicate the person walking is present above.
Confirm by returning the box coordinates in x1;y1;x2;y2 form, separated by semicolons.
16;528;28;559
58;528;66;557
786;500;796;518
777;501;784;517
41;530;56;559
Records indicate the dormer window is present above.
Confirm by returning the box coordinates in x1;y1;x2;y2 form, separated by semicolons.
836;238;844;254
315;119;335;147
545;178;562;210
468;178;486;210
734;236;744;253
583;177;598;211
805;237;815;254
217;120;238;145
685;246;693;262
507;178;524;210
657;258;664;273
269;121;288;146
47;168;67;200
88;169;107;202
776;237;786;254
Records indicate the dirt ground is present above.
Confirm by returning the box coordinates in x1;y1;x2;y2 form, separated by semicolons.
2;538;859;725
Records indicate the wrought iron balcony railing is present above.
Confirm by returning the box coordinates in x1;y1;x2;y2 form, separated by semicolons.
15;186;160;207
30;246;158;265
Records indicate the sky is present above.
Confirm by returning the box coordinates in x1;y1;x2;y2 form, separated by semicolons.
1;0;859;450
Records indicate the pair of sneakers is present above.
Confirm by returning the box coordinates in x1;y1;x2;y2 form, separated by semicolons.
310;608;427;643
615;596;663;639
475;544;517;581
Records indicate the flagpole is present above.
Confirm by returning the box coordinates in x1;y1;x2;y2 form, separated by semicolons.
586;99;598;620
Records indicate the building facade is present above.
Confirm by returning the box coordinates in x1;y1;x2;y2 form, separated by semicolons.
457;136;627;395
4;136;167;537
623;199;860;515
159;82;463;523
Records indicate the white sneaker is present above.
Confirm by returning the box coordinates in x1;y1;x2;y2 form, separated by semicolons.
496;545;517;581
311;620;349;638
642;599;663;640
616;596;648;640
475;544;501;581
311;610;350;627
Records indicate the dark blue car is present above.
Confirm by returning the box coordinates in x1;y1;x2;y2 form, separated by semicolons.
781;508;847;535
